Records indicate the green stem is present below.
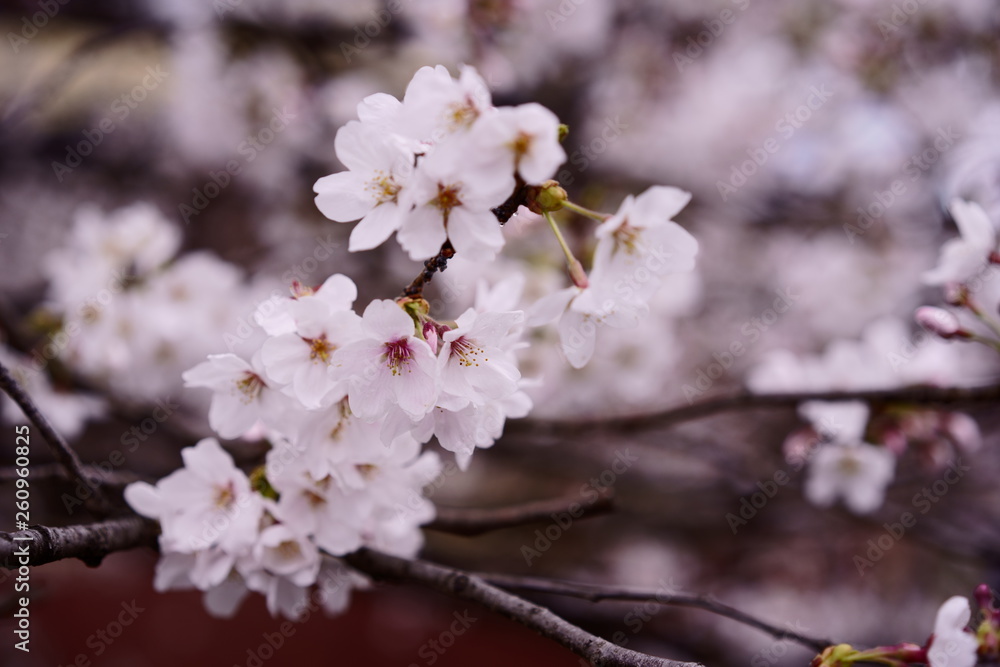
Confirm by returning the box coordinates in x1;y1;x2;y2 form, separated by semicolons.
562;200;610;222
543;211;589;288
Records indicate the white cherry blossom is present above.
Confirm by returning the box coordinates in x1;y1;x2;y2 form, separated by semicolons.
927;596;979;667
332;299;439;421
313;120;415;252
923;199;997;285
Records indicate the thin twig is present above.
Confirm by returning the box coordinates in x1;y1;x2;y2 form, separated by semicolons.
400;240;456;298
399;179;530;299
346;548;700;667
513;383;1000;435
476;572;833;652
0;517;158;569
0;360;109;513
428;487;615;536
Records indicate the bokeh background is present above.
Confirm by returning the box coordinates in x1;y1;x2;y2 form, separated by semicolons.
2;0;1000;665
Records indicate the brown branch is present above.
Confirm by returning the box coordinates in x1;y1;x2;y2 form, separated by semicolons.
476;572;833;652
0;517;158;569
345;548;699;667
399;179;530;299
513;383;1000;435
0;360;110;513
428;487;614;536
401;240;456;298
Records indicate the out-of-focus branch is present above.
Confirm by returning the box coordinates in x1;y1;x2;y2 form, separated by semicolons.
477;572;833;652
0;462;145;487
345;548;698;667
0;517;158;569
0;360;109;513
515;383;1000;435
428;487;614;536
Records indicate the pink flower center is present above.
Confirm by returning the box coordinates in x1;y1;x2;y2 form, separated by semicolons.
384;338;414;376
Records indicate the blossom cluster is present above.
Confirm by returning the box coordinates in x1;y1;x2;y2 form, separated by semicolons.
314;64;566;261
113;64;702;618
37;202;268;404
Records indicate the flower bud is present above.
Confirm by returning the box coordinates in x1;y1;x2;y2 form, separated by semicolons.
527;180;568;213
915;306;963;338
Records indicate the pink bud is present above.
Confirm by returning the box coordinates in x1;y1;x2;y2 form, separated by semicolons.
568;258;589;289
975;583;994;612
422;322;439;354
881;428;908;456
915;306;961;338
945;412;982;453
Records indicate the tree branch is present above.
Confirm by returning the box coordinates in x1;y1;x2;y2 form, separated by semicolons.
345;548;699;667
401;240;456;298
0;360;110;513
514;383;1000;435
476;572;833;652
0;517;158;569
0;462;145;487
428;487;614;536
399;179;530;299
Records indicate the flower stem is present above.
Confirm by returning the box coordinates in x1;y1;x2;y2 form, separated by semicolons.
562;200;610;222
544;211;589;288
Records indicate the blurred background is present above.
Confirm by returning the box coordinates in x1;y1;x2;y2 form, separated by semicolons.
1;0;1000;665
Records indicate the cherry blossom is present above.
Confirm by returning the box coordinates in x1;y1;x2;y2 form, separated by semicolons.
437;308;523;410
923;199;998;286
592;186;699;302
927;596;979;667
182;352;283;439
466;103;566;184
332;299;439;421
124;437;263;555
800;402;896;514
313;120;415;252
